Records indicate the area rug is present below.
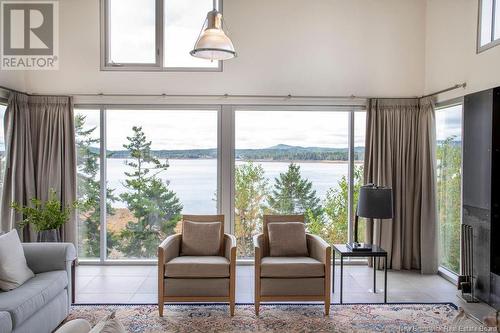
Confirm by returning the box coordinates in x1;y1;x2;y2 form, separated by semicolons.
67;303;464;333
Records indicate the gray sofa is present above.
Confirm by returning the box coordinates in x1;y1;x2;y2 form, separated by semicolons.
0;243;76;333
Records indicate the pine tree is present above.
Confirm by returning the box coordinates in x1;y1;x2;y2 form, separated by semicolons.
118;126;182;258
267;163;322;220
75;113;117;257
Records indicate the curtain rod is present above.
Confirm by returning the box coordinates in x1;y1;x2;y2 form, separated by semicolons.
0;83;466;100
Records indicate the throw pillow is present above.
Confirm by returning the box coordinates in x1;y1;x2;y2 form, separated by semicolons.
268;222;309;257
0;230;34;291
89;311;126;333
181;221;222;256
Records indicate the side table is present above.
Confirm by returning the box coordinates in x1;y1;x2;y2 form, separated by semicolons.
332;244;388;304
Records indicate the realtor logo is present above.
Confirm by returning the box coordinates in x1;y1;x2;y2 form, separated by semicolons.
1;1;59;70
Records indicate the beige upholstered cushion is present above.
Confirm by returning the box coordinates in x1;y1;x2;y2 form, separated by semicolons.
267;222;308;257
260;257;324;278
165;256;230;278
181;221;222;256
0;230;34;291
164;278;229;297
261;278;325;296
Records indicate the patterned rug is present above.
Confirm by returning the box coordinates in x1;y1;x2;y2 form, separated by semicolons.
67;303;463;333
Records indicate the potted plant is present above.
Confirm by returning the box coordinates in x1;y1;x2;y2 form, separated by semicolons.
11;189;78;242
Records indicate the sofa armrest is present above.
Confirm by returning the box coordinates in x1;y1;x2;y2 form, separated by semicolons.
22;243;76;273
224;233;236;262
306;233;331;265
158;234;181;264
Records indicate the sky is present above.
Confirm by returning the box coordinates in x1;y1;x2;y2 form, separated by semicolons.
76;109;366;150
436;104;462;141
109;0;217;68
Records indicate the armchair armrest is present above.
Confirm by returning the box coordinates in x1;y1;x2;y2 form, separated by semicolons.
22;243;76;273
224;233;236;262
306;233;331;265
158;234;181;264
253;233;264;264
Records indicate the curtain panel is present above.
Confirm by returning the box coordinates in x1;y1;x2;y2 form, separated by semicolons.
364;97;438;274
1;92;77;244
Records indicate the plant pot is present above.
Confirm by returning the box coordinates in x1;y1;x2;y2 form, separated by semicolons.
37;229;61;242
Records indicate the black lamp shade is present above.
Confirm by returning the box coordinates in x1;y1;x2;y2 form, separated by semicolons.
357;185;393;219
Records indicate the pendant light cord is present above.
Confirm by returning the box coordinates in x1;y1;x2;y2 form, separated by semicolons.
213;0;217;10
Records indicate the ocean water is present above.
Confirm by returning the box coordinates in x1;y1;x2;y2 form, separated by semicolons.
106;159;352;213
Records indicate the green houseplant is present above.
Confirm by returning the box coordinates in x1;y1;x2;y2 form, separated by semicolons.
11;189;78;242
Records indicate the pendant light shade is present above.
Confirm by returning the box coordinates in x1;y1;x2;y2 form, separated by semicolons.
190;9;236;61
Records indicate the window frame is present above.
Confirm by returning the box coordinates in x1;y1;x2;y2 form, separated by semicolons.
100;0;223;72
435;97;464;277
75;103;366;265
477;0;500;53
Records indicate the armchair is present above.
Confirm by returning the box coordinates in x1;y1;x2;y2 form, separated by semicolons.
158;215;236;316
254;215;331;316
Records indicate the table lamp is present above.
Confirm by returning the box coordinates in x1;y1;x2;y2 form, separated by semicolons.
347;184;393;251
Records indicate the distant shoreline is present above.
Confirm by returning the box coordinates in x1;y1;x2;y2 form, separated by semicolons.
107;157;364;164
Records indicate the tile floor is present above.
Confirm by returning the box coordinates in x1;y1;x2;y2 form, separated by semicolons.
75;265;495;320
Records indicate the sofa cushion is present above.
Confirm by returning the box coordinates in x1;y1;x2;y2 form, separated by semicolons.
165;256;230;278
0;311;11;333
267;222;309;257
181;221;222;256
0;230;34;291
260;257;324;278
0;271;67;328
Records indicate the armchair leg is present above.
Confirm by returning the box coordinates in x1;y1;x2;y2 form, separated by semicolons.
255;300;260;316
230;299;235;316
158;301;164;317
324;299;330;316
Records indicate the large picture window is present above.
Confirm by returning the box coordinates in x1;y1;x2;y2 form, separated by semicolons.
436;103;463;274
75;106;365;262
234;110;351;258
105;109;218;259
75;108;218;260
102;0;220;71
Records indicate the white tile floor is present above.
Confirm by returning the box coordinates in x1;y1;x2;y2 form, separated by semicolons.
75;265;495;320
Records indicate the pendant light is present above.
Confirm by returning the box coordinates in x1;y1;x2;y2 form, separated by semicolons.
190;0;236;61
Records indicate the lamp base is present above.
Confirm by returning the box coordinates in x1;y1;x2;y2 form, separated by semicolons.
346;242;373;251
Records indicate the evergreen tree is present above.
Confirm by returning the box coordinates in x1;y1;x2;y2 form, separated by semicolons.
267;163;322;220
118;126;182;258
75;114;117;257
311;165;363;244
234;162;269;257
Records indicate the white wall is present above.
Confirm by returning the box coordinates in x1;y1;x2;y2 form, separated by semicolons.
425;0;500;102
1;0;426;98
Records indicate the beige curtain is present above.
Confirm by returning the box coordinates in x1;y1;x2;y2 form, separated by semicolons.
1;92;77;244
364;97;438;274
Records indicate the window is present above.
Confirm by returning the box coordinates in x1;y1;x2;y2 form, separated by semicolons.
75;109;102;259
353;111;366;244
478;0;500;52
102;0;220;71
436;103;463;274
234;110;350;258
0;104;6;207
75;105;365;262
